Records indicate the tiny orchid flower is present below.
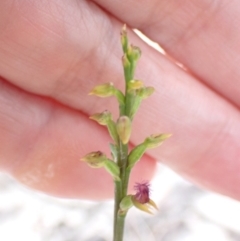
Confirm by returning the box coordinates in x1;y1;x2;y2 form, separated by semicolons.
81;151;120;181
132;181;158;214
119;181;158;215
133;181;150;204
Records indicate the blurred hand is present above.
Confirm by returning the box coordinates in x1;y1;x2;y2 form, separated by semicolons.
0;0;240;200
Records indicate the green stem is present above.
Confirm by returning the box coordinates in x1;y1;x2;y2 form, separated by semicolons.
113;104;130;241
122;167;131;196
113;180;122;240
114;214;126;241
115;168;131;240
113;140;128;241
113;33;136;241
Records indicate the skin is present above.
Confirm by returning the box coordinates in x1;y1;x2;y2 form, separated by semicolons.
0;0;240;200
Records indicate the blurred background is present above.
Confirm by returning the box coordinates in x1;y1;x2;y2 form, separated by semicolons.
1;165;240;241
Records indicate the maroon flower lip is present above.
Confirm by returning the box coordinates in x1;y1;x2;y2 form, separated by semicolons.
133;181;151;204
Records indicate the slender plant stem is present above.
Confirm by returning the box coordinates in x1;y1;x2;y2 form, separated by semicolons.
119;142;128;187
113;141;129;241
114;167;131;240
122;167;131;196
113;180;122;240
113;27;136;241
114;214;126;241
113;97;131;241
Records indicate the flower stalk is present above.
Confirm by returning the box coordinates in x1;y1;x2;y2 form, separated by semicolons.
81;25;171;241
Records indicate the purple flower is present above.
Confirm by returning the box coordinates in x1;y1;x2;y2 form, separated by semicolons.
134;181;150;204
119;181;158;215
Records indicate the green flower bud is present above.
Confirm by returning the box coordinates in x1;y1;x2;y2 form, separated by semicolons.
120;24;128;53
128;134;171;168
116;116;132;144
122;54;131;69
125;45;141;81
107;119;119;144
144;133;172;149
136;86;155;99
125;92;141;120
109;143;118;162
89;83;115;97
103;159;120;181
113;89;125;106
89;82;124;108
126;85;154;119
122;54;131;82
89;110;112;126
81;152;120;181
127;80;144;90
90;111;119;144
127;143;147;169
127;45;141;62
118;195;133;216
80;151;107;168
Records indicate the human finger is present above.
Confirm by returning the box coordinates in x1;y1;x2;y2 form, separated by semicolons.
1;1;240;200
0;78;156;199
94;0;240;107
